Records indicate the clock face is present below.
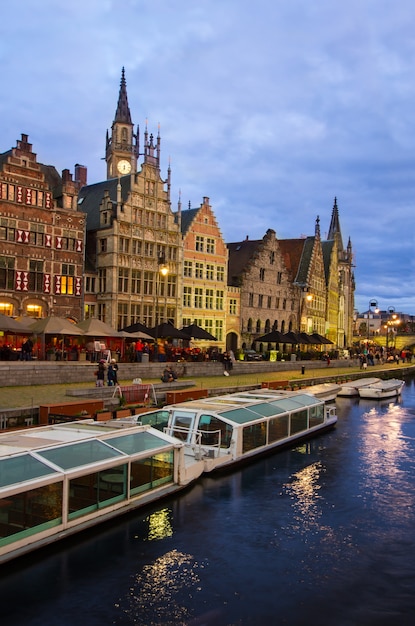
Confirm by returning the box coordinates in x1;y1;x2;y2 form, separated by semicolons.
117;159;131;175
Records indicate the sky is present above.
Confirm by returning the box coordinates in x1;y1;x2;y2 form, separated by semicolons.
1;0;415;316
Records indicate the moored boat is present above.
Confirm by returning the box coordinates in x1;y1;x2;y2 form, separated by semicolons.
301;382;340;402
358;378;405;400
137;388;337;474
0;389;337;563
337;377;381;397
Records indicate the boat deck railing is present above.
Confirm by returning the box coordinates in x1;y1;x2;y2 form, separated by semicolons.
164;425;222;458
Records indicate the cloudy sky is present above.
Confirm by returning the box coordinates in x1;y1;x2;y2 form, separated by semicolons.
1;1;415;315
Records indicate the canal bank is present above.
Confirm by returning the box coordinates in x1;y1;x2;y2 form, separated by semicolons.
1;360;414;428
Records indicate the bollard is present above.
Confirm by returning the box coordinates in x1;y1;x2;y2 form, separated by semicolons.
301;366;305;375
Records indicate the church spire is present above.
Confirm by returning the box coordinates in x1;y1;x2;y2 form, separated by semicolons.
105;68;137;179
327;196;344;251
114;67;132;124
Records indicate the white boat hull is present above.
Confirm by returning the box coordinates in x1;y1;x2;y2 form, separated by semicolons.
358;379;405;399
337;377;381;397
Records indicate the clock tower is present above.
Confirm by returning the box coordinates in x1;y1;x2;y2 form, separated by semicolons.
105;68;138;179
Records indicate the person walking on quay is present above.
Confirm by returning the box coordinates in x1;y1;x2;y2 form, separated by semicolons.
222;350;233;376
107;359;119;386
95;359;106;387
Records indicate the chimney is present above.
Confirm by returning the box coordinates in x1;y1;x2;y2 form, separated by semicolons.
75;164;87;187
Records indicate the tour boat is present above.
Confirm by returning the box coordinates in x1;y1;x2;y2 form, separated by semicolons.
337;377;381;397
358;378;405;400
137;388;337;474
0;389;336;564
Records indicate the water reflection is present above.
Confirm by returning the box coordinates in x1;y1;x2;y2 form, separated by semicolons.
116;549;202;625
141;507;173;542
284;461;324;529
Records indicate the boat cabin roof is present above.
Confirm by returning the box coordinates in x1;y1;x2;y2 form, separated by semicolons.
166;389;323;426
0;420;180;493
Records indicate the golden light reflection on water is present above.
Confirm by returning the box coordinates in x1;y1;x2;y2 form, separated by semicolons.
285;461;324;527
359;402;411;515
144;508;173;542
117;549;202;625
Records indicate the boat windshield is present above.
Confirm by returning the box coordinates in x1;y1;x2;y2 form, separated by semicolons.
170;411;197;442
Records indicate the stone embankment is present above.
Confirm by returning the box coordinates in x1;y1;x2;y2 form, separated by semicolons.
0;357;358;388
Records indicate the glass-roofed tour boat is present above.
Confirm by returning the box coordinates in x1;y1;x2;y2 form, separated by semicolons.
0;389;336;564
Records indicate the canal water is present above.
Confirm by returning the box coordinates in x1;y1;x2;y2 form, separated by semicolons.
2;376;415;626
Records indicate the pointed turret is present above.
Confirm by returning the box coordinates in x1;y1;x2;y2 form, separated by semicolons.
114;67;132;124
105;68;137;179
327;197;344;251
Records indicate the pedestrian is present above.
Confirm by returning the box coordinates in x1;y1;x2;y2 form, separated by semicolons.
95;359;106;387
107;358;119;386
222;351;232;376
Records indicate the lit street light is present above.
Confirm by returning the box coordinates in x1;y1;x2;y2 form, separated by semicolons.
366;299;379;342
154;251;169;361
384;306;400;355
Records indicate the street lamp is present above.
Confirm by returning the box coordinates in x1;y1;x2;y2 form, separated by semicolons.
154;251;169;361
366;299;379;341
298;289;313;333
384;306;400;355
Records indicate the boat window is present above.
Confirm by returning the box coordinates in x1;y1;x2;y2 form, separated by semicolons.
106;431;169;455
268;415;289;442
171;411;196;442
0;454;59;489
290;410;308;435
69;466;128;520
242;421;267;453
0;483;63;547
309;405;324;427
198;415;233;448
138;410;170;432
130;451;174;495
39;439;123;470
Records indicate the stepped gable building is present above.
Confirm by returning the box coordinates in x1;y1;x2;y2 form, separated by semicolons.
78;69;181;330
176;196;228;352
0;133;85;321
227;229;297;351
279;217;327;339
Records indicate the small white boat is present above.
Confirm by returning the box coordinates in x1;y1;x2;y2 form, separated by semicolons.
358;378;405;400
337;377;381;397
301;383;340;402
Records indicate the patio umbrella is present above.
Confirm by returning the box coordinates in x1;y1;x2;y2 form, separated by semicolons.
255;330;286;343
310;333;333;344
298;332;313;344
75;318;122;337
281;331;301;344
119;330;154;341
29;316;84;360
180;324;218;341
121;322;152;335
149;322;191;340
0;313;31;333
309;332;334;344
30;316;84;336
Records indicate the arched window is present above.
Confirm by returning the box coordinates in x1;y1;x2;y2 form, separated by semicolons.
256;319;261;333
265;319;271;333
272;320;278;331
281;320;285;333
247;318;253;332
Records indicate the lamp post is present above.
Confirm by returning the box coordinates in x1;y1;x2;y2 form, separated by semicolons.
384;306;400;356
366;299;379;342
154;251;169;361
298;289;313;333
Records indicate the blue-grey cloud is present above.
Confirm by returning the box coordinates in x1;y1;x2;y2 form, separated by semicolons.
1;0;414;315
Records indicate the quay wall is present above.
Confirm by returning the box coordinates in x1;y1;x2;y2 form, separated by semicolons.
0;358;358;388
